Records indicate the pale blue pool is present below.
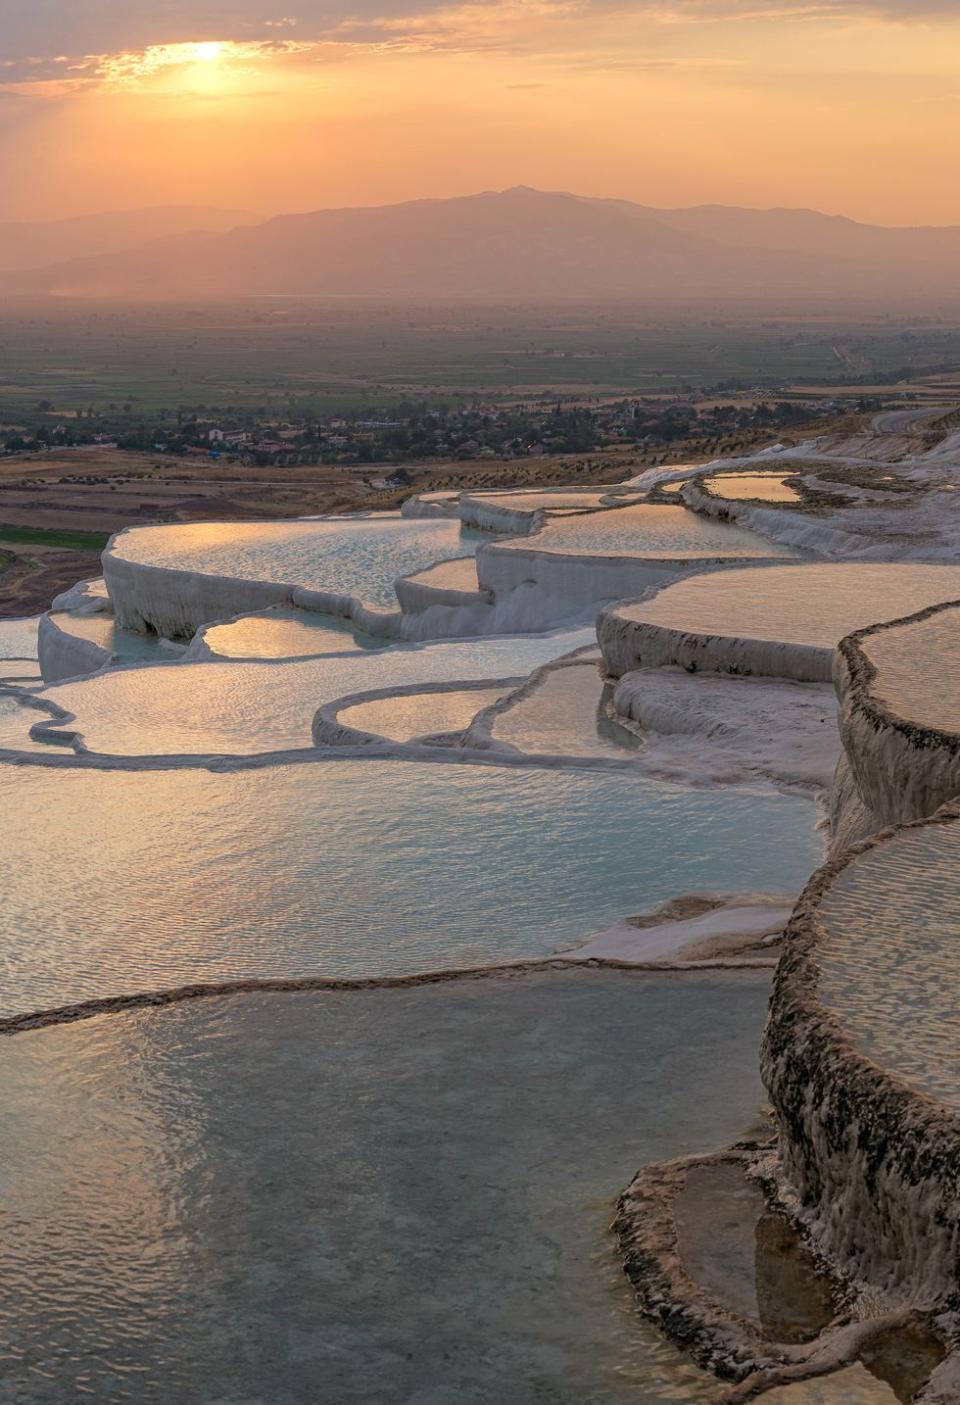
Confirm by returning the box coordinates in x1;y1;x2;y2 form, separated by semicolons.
0;970;769;1403
0;759;821;1017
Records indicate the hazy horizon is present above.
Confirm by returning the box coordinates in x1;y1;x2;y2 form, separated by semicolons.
10;186;960;231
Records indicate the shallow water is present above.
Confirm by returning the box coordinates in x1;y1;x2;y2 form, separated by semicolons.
702;472;801;503
490;660;641;758
402;555;481;590
0;661;41;685
0;629;594;757
760;1368;898;1402
111;516;487;607
467;488;624;511
618;564;960;649
862;606;960;733
491;504;794;559
201;606;389;659
338;685;510;741
0;760;821;1016
675;1163;834;1340
0;970;769;1403
819;821;960;1106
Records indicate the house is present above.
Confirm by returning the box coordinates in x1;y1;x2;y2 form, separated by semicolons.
209;429;250;447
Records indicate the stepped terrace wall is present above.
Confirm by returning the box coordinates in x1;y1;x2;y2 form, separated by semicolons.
477;504;794;609
103;516;485;639
599;564;960;684
835;600;960;830
762;807;960;1313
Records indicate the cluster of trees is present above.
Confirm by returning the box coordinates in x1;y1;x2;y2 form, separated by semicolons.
1;391;842;464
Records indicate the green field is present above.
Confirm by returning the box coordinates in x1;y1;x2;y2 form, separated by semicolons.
0;524;111;550
2;300;960;419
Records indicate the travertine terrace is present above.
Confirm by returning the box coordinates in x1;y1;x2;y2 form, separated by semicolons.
7;411;960;1400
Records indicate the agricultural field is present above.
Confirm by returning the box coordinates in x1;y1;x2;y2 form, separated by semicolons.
3;300;960;419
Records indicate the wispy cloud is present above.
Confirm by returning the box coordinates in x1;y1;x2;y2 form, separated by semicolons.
0;0;955;97
0;0;957;75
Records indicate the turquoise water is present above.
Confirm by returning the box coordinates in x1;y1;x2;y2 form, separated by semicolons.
0;971;769;1403
112;516;490;607
0;760;821;1016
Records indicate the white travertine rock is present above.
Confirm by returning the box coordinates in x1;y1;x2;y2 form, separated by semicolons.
599;563;960;684
835;602;960;830
38;613;113;684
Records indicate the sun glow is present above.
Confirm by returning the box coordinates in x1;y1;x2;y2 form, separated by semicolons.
193;42;222;64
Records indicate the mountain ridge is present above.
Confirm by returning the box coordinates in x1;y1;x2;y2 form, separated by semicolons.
5;187;958;301
0;206;261;275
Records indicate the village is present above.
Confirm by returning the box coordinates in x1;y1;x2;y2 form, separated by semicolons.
0;389;854;474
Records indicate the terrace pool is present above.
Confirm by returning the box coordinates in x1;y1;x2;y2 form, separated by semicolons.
0;630;595;757
0;760;821;1017
488;504;795;560
49;610;180;662
200;606;389;659
701;472;802;503
610;564;960;651
109;515;489;608
0;970;770;1403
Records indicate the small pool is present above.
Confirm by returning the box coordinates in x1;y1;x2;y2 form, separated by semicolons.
488;660;640;759
0;759;821;1016
489;504;794;560
701;472;802;504
201;606;389;659
337;684;511;742
0;970;769;1403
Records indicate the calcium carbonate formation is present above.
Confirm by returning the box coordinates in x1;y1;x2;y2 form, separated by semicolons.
10;423;960;1398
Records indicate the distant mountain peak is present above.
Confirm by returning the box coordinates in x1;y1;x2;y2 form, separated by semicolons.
4;188;959;302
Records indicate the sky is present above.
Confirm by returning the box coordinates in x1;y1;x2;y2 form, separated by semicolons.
2;0;960;225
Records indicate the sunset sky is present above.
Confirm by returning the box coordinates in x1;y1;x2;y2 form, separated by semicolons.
2;0;959;225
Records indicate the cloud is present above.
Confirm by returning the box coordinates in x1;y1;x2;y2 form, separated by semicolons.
0;0;956;92
0;0;957;73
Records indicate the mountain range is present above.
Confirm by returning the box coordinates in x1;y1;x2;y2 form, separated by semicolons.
0;206;259;276
3;187;957;302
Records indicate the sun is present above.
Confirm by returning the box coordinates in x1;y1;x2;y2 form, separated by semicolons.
193;42;223;63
